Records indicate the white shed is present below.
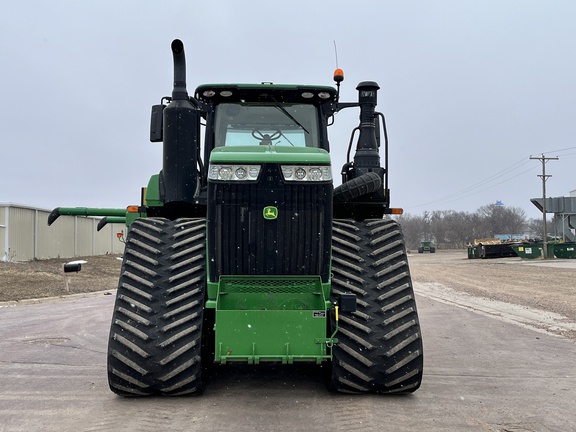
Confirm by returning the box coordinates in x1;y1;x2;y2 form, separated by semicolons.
1;203;125;262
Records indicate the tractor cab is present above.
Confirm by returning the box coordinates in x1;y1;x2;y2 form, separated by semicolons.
195;83;337;151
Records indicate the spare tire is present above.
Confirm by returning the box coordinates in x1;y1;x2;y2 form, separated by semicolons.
333;172;382;202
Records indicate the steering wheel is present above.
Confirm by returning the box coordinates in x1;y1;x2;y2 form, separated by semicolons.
252;129;282;145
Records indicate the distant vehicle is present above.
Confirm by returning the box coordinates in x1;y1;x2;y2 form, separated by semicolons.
418;241;436;253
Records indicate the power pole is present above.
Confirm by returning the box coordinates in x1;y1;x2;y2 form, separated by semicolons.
530;154;559;259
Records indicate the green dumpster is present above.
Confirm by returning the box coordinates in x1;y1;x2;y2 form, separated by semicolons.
467;246;479;259
553;243;576;259
511;244;540;259
511;243;555;259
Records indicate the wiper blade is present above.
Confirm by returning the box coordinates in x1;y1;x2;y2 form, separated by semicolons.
271;98;309;134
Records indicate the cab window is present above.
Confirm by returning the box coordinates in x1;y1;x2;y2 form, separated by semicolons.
214;103;319;147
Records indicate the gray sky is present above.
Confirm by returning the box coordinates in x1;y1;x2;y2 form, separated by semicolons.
2;0;575;219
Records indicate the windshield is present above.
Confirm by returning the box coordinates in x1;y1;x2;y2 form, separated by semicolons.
214;103;319;147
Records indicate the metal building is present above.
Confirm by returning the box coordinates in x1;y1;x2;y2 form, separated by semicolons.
1;203;125;262
531;195;576;242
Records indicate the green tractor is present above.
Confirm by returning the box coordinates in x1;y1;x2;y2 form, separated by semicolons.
49;39;423;395
418;241;436;253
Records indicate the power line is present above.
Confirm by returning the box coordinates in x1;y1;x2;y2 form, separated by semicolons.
407;147;571;213
541;145;576;154
410;166;537;209
553;151;576;159
453;159;532;197
409;158;536;210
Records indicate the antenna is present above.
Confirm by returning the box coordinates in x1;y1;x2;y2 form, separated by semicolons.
333;40;339;69
332;41;344;97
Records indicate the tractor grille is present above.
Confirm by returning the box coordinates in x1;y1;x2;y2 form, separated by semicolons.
208;164;332;282
220;278;321;294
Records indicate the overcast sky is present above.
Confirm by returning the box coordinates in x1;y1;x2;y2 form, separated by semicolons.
2;0;575;219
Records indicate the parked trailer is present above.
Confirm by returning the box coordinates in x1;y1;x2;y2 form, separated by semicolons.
468;238;516;259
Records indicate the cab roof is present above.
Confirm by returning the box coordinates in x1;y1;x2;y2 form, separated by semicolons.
194;83;338;105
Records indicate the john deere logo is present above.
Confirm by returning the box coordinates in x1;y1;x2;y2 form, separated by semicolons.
263;206;278;220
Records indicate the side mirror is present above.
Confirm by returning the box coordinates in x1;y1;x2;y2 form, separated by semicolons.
150;104;164;142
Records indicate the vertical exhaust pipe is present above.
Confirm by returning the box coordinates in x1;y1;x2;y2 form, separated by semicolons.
161;39;199;204
351;81;388;206
353;81;381;171
170;39;188;101
335;81;391;215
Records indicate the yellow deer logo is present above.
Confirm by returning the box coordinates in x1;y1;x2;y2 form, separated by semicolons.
263;206;278;220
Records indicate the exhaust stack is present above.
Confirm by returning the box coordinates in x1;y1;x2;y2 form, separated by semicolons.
161;39;200;205
353;81;381;172
170;39;188;101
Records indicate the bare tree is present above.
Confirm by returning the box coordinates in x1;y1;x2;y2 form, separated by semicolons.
402;203;528;250
430;211;448;248
477;204;527;239
396;213;428;250
443;211;474;248
504;206;528;237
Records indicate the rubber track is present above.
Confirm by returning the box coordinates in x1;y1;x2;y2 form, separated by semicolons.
330;218;423;393
107;218;207;396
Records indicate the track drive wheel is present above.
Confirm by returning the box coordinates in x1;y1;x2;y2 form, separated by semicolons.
107;218;208;396
329;218;423;394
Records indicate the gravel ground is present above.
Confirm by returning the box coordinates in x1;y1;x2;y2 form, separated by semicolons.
1;250;574;330
408;250;576;322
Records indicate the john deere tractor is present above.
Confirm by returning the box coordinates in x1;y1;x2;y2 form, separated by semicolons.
49;39;423;395
418;241;436;253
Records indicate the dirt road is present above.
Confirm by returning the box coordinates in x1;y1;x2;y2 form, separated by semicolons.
2;250;576;431
2;250;575;340
2;250;574;324
408;250;576;340
2;249;576;431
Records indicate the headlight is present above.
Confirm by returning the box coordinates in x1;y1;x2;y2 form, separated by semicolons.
281;165;332;182
208;164;261;181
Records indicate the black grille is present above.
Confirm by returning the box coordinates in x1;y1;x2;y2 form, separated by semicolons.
208;165;332;282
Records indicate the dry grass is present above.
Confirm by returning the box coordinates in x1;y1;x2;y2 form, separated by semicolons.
0;255;122;302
